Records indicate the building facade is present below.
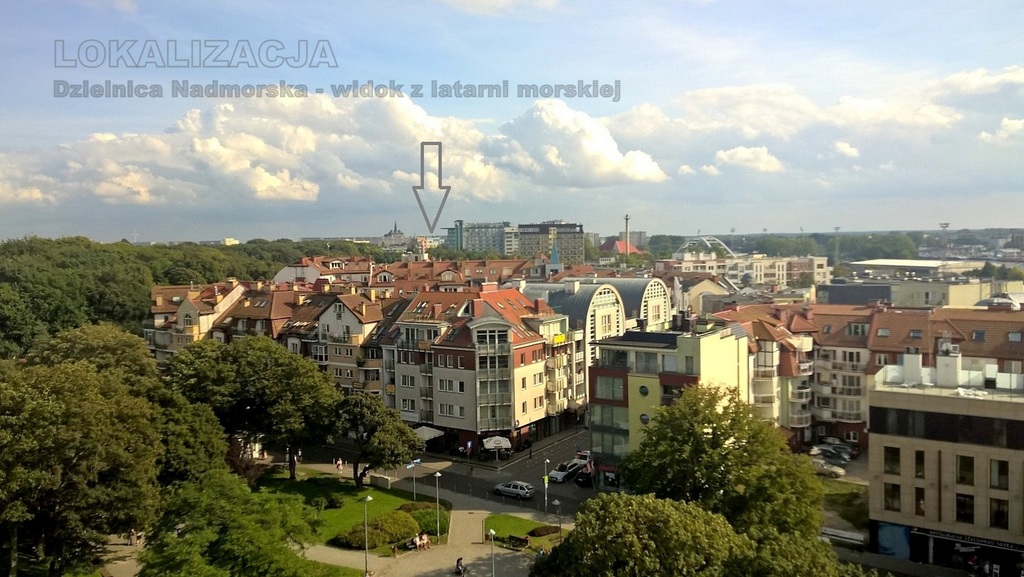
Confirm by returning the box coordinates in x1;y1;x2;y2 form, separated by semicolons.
518;221;586;265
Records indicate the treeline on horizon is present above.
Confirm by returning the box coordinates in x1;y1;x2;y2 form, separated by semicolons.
0;231;948;359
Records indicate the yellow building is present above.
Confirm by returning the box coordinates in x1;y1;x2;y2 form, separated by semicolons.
588;319;749;490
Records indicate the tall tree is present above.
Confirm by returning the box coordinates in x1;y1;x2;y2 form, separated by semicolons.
165;336;342;480
618;385;823;539
532;493;754;577
138;470;317;577
332;393;423;488
27;324;230;487
0;362;162;577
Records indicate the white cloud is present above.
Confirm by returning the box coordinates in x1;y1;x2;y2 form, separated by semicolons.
678;164;696;175
674;84;820;140
834;141;860;158
941;66;1024;95
979;118;1024;143
700;165;721;176
432;0;559;15
879;161;895;171
714;146;784;173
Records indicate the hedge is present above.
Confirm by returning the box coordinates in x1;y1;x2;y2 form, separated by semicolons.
528;525;560;537
332;510;420;549
410;508;450;536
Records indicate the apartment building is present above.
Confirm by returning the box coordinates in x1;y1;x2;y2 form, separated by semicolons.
377;285;577;453
517;221;586;265
657;249;831;288
870;350;1024;573
144;280;247;361
588;319;750;490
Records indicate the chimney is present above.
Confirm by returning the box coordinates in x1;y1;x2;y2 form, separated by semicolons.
359;302;367;316
564;280;580;294
155;295;163;307
432;303;443;318
368;289;377;302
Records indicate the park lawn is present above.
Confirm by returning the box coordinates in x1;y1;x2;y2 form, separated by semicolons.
821;479;869;530
484;514;564;552
257;466;448;547
301;557;365;577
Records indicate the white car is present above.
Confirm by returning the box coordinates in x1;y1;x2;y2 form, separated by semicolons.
811;458;846;479
549;459;587;483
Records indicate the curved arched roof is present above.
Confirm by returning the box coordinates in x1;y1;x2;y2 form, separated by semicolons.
562;277;667;318
519;282;623;327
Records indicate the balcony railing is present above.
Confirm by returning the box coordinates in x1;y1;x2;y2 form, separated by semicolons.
420;363;433;376
790;387;812;402
362;358;383;369
834;410;863;423
811;406;832;421
661;394;678;406
753;393;777;406
789;411;812;428
635;362;660;375
797;361;814;376
831;386;863;397
476;342;511;355
598;360;633;371
830;360;865;372
420;386;433;399
384;360;395;371
753;367;777;379
478;417;513;431
477;367;510;380
419;410;434;422
479;392;512;405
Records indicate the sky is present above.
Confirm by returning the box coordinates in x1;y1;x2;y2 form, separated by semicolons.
1;1;1023;243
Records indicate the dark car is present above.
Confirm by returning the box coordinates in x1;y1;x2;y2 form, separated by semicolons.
574;471;594;488
818;448;849;468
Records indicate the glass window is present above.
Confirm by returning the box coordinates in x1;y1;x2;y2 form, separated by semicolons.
956;494;975;524
883;483;901;512
915;450;925;479
991;498;1009;530
884;446;900;475
595;376;624;401
915;487;925;516
638;385;649;396
991;459;1009;490
957;456;975;485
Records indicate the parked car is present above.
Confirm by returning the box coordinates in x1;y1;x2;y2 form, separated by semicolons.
821;437;861;458
549;459;587;483
574;471;594;488
817;448;849;468
811;458;846;478
814;444;852;462
494;481;535;499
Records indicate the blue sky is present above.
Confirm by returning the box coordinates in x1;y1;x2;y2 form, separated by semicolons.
1;1;1022;242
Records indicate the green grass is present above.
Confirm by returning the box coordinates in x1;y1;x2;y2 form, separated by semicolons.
257;466;450;548
821;479;869;530
299;557;366;577
484;514;565;552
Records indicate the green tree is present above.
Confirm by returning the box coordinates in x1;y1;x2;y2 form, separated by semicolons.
165;336;341;480
0;362;162;577
27;324;230;487
618;385;823;539
532;493;754;577
0;284;43;360
332;393;423;488
138;470;317;577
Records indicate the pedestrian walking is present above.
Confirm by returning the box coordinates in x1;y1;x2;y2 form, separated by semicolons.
127;528;136;546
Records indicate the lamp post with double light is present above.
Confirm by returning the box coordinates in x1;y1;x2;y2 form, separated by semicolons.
362;495;373;577
434;471;442;540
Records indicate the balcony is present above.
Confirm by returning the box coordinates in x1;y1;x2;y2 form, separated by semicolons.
752;367;777;379
420;363;433;376
789;411;812;428
797;361;814;376
834;410;863;423
830;360;865;372
661;394;678;406
598;360;633;371
635;362;660;375
546;398;568;416
753;393;777;406
477;367;511;380
420;386;433;399
478;417;513;431
327;333;362;345
811;406;833;421
419;410;434;422
476;342;511;355
362;358;383;369
363;379;382;393
789;386;812;402
397;338;433;351
831;386;863;397
384;360;395;371
479;392;512;405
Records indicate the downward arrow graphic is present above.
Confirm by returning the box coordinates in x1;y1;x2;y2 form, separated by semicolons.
412;141;451;234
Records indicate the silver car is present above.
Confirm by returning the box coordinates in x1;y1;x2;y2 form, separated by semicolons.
494;481;535;499
811;458;846;479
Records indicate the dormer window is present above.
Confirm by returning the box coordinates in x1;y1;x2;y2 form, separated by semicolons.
909;329;922;339
183;313;194;327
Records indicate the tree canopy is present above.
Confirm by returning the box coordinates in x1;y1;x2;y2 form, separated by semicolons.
618;385;823;539
164;336;341;480
332;392;423;488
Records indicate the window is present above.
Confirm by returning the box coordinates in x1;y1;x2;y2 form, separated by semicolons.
312;345;327;363
534;396;543;409
915;450;925;479
446;355;453;367
915;487;925;516
990;459;1009;490
638;385;649;396
822;325;832;335
847;323;867;336
883;483;901;512
183;313;194;327
684;355;694;374
956;494;975;524
438;403;463;418
457;356;464;369
521;401;527;413
876;354;887;366
990;498;1009;529
972;330;986;342
883;446;900;475
909;329;922;339
595;376;624;401
401;398;416;411
1010;332;1022;343
333;346;342;356
876;328;890;337
844;431;859;443
401;375;416;388
957;455;975;485
521;377;527;390
591;404;629;429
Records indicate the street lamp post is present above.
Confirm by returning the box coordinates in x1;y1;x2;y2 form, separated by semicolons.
552;499;561;536
488;528;496;577
362;495;373;577
434;471;442;540
544;459;550;514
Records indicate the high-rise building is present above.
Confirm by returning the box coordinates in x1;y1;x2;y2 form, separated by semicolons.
518;221;586;265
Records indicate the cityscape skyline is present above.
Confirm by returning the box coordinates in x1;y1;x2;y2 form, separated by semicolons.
2;2;1022;241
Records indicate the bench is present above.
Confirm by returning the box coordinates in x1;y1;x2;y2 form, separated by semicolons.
506;535;531;549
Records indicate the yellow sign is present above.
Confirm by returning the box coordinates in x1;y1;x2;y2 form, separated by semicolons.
385;383;396;394
552;333;566;345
